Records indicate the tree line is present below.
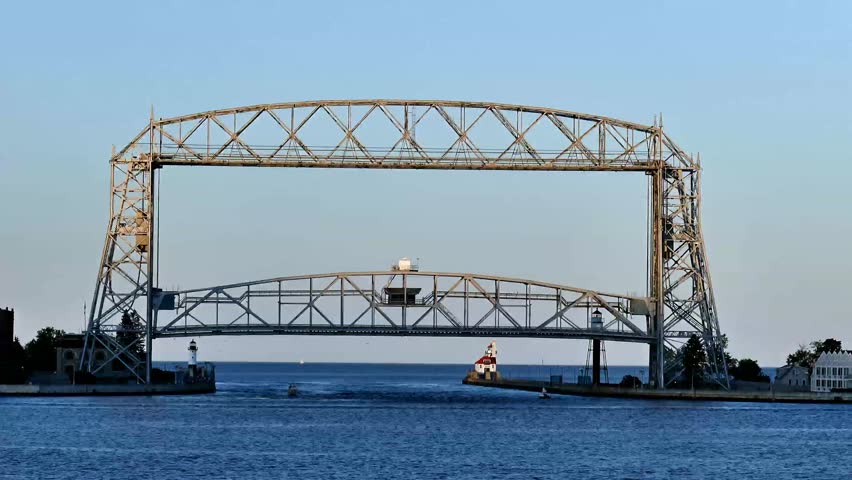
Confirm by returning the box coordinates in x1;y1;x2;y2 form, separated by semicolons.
0;311;145;384
645;335;845;389
0;327;65;384
785;338;844;371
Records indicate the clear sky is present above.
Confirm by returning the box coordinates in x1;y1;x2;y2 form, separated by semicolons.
1;1;850;367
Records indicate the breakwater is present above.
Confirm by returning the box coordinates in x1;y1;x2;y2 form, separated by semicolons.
463;376;852;404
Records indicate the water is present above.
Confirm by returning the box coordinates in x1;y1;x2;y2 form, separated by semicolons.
1;362;850;479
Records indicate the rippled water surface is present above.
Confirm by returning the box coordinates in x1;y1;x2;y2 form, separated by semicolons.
1;363;850;479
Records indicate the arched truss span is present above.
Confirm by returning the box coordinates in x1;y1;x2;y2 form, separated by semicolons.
82;100;727;388
119;99;694;170
151;272;654;342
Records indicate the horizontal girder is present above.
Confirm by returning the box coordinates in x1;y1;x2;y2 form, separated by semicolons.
116;99;694;171
156;100;656;132
154;326;654;343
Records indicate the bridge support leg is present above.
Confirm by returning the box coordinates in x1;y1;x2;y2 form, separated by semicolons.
648;322;664;389
145;156;156;384
592;339;601;386
650;163;666;390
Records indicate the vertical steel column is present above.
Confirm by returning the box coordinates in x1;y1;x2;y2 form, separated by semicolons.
371;275;376;327
433;275;438;327
464;277;469;327
592;339;601;386
402;274;407;328
339;276;344;327
649;130;665;389
145;116;156;384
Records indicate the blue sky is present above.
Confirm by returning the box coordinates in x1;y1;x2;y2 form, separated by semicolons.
1;1;850;366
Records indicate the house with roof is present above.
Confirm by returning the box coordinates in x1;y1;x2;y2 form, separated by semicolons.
774;365;809;392
810;351;852;393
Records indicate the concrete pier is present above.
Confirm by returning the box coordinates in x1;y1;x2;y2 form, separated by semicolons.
463;376;852;404
0;381;215;397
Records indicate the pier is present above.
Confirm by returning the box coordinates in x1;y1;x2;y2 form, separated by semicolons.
0;381;214;397
463;376;852;404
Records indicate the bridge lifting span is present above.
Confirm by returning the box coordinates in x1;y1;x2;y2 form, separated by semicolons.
152;272;653;342
80;100;727;388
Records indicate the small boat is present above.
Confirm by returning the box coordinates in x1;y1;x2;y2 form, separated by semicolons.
299;359;305;366
539;387;551;400
287;383;299;397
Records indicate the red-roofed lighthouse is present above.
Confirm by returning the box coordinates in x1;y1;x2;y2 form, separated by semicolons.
473;341;498;379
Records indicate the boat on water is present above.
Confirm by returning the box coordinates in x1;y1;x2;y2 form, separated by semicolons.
288;383;299;397
539;388;551;400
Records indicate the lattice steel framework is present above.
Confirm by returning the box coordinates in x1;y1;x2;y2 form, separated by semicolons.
153;272;653;342
80;100;727;388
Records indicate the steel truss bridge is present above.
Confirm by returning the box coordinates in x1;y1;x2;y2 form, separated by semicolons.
80;99;728;388
153;272;653;342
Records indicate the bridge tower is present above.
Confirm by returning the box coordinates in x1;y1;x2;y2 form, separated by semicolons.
79;100;728;388
80;115;158;383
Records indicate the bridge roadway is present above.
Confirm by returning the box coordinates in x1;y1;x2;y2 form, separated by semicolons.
149;271;655;344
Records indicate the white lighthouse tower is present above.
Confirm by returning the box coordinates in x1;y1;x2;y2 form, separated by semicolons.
188;340;198;377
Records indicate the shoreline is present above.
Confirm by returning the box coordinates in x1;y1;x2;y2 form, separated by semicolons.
0;382;215;397
463;376;852;404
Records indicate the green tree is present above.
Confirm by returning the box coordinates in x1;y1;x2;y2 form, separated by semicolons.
729;358;769;383
619;375;642;388
24;327;66;372
716;334;736;373
663;345;681;385
813;338;842;354
786;338;845;373
786;345;814;369
682;335;707;389
116;310;145;358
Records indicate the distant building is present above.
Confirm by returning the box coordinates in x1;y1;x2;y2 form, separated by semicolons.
810;352;852;393
774;365;809;392
55;334;117;379
0;308;18;382
0;308;14;358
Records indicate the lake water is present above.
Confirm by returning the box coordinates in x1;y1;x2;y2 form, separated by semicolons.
1;362;850;479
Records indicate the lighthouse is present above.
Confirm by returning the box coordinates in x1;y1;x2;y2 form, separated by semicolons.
586;310;609;386
473;341;498;380
188;340;198;377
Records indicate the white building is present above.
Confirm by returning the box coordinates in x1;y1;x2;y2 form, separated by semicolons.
811;352;852;393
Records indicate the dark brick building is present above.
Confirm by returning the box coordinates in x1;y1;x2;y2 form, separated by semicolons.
0;308;14;358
